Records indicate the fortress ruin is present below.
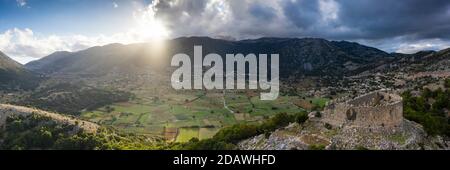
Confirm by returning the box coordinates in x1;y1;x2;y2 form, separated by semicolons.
321;90;403;128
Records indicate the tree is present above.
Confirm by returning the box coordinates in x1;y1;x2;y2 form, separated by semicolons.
444;79;450;88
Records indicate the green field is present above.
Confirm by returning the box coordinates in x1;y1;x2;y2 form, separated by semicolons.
81;90;316;142
175;128;199;142
307;97;330;108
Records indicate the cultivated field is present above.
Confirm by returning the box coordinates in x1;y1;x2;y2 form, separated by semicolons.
81;89;327;142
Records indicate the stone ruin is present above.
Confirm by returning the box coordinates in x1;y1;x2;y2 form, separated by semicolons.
321;90;403;129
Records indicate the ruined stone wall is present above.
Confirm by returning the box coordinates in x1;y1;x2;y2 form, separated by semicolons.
322;90;403;128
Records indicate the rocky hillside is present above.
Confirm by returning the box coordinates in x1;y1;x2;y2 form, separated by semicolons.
0;103;162;150
365;47;450;75
0;103;99;133
238;119;448;150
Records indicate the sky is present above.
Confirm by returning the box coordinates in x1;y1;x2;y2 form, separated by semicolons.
1;0;450;64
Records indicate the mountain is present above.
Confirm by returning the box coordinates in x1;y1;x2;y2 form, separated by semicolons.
365;48;450;75
0;51;39;90
25;51;72;72
25;37;393;79
25;43;152;75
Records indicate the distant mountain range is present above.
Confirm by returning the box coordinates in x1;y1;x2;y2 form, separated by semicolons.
1;36;448;91
24;37;394;78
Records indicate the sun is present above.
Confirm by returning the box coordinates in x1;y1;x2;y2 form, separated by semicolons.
129;4;170;65
135;19;169;41
133;6;169;41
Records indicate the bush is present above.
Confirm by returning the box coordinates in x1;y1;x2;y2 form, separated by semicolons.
308;144;326;150
444;79;450;88
178;138;235;150
402;90;450;136
294;112;308;124
356;146;369;150
213;124;259;143
315;111;322;118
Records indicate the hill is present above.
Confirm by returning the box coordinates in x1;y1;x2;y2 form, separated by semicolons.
14;83;133;115
0;104;161;150
0;51;40;90
0;103;99;133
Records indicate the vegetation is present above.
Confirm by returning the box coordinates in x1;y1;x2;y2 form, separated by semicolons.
0;114;160;150
81;92;302;139
167;112;308;150
175;128;200;143
0;51;41;91
445;78;450;88
402;88;450;136
308;144;326;150
295;112;309;124
355;146;369;150
16;83;132;115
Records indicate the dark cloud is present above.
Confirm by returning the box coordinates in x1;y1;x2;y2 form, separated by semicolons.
150;0;450;52
335;0;450;40
282;0;321;30
249;3;276;21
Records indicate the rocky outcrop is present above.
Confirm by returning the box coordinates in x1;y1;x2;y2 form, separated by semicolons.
238;119;449;150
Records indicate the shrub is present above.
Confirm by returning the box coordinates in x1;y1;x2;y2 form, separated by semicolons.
315;111;322;118
356;146;369;150
308;144;326;150
294;112;308;124
402;90;450;137
444;79;450;88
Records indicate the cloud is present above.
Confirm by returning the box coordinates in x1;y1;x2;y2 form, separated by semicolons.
0;24;169;64
395;39;450;53
16;0;27;7
147;0;450;52
0;28;96;63
131;0;447;53
2;0;450;64
113;2;118;8
0;3;172;64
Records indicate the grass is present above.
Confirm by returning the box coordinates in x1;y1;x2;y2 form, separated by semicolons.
199;128;220;140
176;128;200;142
388;133;407;145
81;91;309;141
307;97;330;108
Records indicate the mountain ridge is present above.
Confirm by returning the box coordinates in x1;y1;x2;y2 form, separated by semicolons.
25;37;394;78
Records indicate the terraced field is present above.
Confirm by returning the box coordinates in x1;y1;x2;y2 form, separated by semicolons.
81;90;323;142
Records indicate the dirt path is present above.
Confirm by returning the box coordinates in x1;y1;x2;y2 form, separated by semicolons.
223;90;234;114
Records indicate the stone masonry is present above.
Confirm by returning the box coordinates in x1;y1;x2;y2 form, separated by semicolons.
321;90;403;128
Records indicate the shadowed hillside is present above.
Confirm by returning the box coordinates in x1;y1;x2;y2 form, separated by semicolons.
0;51;40;90
25;37;393;78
